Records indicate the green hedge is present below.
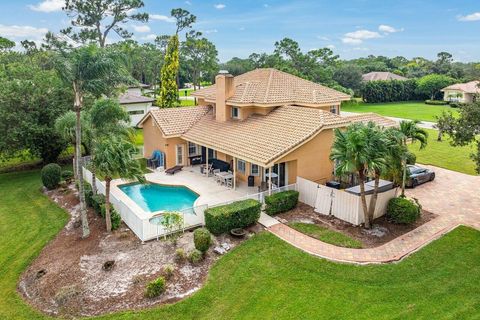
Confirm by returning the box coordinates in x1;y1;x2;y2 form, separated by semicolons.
386;197;421;224
100;204;121;230
193;228;212;253
41;163;62;190
265;190;299;215
449;102;468;108
361;79;421;103
91;194;105;215
205;199;261;235
425;99;448;105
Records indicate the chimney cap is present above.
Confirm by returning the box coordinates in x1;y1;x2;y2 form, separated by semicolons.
218;70;230;75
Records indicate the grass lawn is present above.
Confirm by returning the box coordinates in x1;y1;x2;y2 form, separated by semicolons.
133;128;144;146
288;222;362;248
179;88;194;97
1;170;480;319
342;101;458;122
409;128;477;175
179;99;196;107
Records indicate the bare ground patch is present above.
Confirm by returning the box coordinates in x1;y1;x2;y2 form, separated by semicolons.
18;183;258;318
276;202;436;248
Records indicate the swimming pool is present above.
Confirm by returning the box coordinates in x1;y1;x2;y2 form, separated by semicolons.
119;183;199;213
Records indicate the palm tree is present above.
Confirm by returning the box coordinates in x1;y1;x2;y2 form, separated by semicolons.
88;98;131;195
330;123;386;228
93;136;144;232
55;44;130;238
398;120;428;196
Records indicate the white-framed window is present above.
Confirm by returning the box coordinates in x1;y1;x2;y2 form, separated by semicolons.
128;110;144;115
330;105;337;114
237;159;246;174
231;107;239;119
250;163;259;176
176;144;184;165
188;142;198;156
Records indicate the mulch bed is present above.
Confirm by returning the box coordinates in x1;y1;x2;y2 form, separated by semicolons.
18;183;258;318
277;202;436;248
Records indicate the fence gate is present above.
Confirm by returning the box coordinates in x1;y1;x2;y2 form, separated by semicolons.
314;185;333;215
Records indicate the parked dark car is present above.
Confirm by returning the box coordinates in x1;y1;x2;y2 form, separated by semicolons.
406;165;435;188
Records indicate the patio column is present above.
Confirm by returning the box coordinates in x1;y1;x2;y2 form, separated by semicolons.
268;165;273;195
205;147;209;176
233;157;237;190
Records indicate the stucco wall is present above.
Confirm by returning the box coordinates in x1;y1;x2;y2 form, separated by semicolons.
123;102;152;127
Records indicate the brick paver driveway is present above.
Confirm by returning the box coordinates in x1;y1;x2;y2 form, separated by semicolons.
406;165;480;229
268;165;480;264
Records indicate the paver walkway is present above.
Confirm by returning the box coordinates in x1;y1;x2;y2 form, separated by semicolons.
267;165;480;264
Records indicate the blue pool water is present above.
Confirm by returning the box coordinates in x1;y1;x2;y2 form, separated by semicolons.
119;183;199;213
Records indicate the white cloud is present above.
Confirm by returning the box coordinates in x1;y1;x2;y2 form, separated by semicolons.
28;0;63;12
150;14;175;23
458;12;480;21
203;29;218;34
379;24;403;33
185;0;192;5
317;36;330;41
0;24;48;40
214;3;226;9
326;44;335;49
132;25;150;33
141;34;157;41
342;29;381;44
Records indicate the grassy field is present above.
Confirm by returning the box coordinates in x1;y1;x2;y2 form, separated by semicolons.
179;99;196;107
179;88;194;97
1;170;480;319
288;222;362;248
409;128;477;175
342;101;458;122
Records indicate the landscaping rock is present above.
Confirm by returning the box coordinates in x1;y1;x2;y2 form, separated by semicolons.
221;242;231;251
36;269;47;279
102;260;115;271
362;225;388;238
213;246;226;255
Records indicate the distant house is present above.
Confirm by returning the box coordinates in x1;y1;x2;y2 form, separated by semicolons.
362;72;408;82
119;88;156;127
441;80;479;103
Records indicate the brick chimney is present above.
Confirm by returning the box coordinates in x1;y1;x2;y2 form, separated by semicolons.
215;70;235;122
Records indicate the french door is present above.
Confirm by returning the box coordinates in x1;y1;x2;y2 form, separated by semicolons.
264;162;288;187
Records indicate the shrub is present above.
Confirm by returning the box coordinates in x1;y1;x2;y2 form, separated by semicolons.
361;79;420;103
386;197;421;224
188;249;203;264
91;194;105;215
84;183;94;207
145;277;166;298
163;264;175;279
61;170;74;182
204;199;261;235
265;190;299;215
100;204;122;230
193;228;212;253
41;163;62;190
425;99;448;105
449;102;468;108
175;248;186;262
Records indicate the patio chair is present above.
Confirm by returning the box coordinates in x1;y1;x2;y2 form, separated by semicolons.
213;169;221;183
225;178;233;188
147;150;162;169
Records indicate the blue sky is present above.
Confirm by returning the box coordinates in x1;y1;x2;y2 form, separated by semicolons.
1;0;479;62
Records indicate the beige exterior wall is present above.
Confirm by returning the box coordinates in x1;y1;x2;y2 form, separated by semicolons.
142;116;189;169
443;90;474;103
277;129;335;184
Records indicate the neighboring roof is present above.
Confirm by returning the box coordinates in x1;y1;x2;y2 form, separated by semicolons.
118;92;155;105
191;68;351;106
362;72;408;82
343;113;398;128
441;80;480;94
128;83;150;88
138;105;210;137
182;105;350;166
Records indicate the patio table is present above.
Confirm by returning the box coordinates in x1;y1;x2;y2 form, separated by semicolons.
215;172;234;186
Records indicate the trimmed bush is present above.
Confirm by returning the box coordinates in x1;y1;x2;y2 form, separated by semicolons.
362;79;420;103
194;228;212;253
425;99;448;105
145;277;166;298
265;190;299;216
41;163;62;190
386;197;421;224
449;102;468;108
188;249;203;264
61;170;74;182
205;199;261;235
91;194;105;215
100;204;122;230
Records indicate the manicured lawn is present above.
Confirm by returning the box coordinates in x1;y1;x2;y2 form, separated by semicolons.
409;129;477;175
1;169;480;319
179;88;194;97
179;99;196;107
288;222;362;248
342;101;458;122
133;128;144;146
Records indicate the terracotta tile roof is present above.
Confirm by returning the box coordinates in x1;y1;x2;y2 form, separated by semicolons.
191;68;351;106
362;72;408;82
441;80;480;94
118;92;155;104
182;105;350;166
343;113;398;128
139;106;210;136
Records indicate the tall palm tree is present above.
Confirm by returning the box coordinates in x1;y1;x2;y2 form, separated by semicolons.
93;136;144;232
88;98;131;195
330;123;386;228
55;44;131;238
398;120;428;196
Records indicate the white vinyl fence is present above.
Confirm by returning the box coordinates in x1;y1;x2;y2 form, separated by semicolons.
297;177;397;225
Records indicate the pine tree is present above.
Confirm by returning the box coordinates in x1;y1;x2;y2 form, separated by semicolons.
158;35;180;108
